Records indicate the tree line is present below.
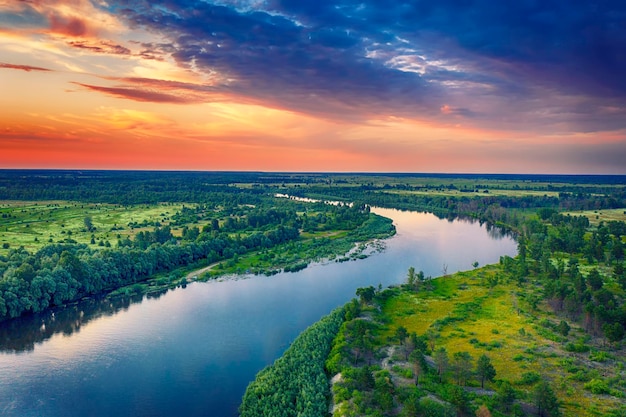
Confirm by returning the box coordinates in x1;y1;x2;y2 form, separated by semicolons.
239;307;345;417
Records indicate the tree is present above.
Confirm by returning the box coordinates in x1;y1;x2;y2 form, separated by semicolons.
426;328;439;352
475;405;492;417
452;351;473;386
496;381;516;413
395;325;408;345
345;319;375;365
409;349;427;386
84;216;94;232
534;380;561;417
603;322;625;344
476;354;496;389
586;268;603;291
355;365;375;390
406;267;425;291
434;347;449;382
407;266;417;288
556;320;570;337
356;286;375;305
448;385;471;417
344;298;361;321
404;331;426;360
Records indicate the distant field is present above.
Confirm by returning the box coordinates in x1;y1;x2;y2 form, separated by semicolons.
384;189;561;198
0;201;192;254
563;208;626;225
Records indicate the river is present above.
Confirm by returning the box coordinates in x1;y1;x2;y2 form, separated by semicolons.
0;208;517;417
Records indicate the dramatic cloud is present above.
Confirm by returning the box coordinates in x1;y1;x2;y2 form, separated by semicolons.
99;0;626;132
1;0;625;172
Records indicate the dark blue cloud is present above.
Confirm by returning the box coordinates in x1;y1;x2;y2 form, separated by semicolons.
115;0;440;119
110;0;626;130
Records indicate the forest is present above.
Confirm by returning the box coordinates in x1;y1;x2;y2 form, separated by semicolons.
0;171;396;322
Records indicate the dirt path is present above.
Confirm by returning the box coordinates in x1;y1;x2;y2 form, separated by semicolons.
185;261;220;282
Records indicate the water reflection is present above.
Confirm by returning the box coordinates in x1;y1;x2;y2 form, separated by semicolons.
0;209;513;354
0;290;169;353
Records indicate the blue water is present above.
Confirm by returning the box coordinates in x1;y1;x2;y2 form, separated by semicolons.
0;208;516;417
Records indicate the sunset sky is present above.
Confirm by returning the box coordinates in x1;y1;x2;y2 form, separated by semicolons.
1;0;625;173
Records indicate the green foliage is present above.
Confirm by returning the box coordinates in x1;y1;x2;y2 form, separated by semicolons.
556;320;571;336
3;172;626;415
476;354;496;388
0;218;301;320
451;351;474;386
518;371;541;385
356;286;376;305
496;380;517;413
433;347;449;382
565;340;591;353
0;183;396;321
239;307;344;417
401;396;455;417
584;379;611;395
534;380;562;417
395;325;408;344
589;350;611;363
603;322;625;344
444;385;472;416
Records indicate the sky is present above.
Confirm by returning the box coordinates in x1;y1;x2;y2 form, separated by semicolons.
1;0;625;174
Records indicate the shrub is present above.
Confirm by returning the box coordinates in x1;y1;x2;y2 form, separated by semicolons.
584;379;610;395
589;351;610;363
570;370;591;382
565;342;591;353
518;371;541;385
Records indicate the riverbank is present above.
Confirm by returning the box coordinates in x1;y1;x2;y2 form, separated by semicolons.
0;206;518;417
104;212;395;301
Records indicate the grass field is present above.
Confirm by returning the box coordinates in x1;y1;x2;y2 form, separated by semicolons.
0;201;192;255
385;189;562;198
563;208;626;226
378;266;626;416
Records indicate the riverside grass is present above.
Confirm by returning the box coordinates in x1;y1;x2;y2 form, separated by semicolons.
365;265;626;417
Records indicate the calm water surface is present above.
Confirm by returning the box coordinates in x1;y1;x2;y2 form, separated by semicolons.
0;208;516;417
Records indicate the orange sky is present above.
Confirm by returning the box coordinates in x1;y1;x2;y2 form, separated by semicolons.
1;0;625;173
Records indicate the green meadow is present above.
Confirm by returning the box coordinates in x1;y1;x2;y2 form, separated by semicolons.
563;208;626;226
0;201;190;254
374;266;625;416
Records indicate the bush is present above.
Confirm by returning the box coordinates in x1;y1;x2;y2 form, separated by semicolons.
570;370;591;382
565;341;591;353
589;351;611;363
518;371;541;385
584;379;610;395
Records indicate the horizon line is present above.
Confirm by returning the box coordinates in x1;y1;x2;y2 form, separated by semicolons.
1;168;625;178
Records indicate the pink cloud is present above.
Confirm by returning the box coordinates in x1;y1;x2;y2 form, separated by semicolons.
67;40;131;55
0;62;52;72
